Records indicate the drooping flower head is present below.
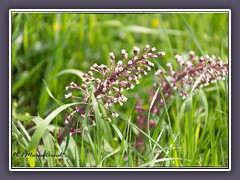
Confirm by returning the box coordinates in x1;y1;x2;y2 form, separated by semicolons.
65;44;165;117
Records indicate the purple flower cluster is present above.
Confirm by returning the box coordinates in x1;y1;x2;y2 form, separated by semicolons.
58;45;165;145
135;50;228;150
64;44;165;117
152;51;228;114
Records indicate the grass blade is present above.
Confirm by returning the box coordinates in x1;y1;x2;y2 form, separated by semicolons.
42;130;55;167
180;14;204;55
54;69;84;80
27;102;79;167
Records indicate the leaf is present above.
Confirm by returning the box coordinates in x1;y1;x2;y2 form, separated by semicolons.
12;121;29;148
97;20;123;27
68;136;80;167
152;91;176;141
199;89;209;122
190;69;206;93
159;87;173;134
27;123;47;167
54;69;84;80
63;118;72;153
140;158;183;167
180;14;204;55
152;126;165;153
42;130;55;167
109;121;145;162
126;118;168;155
27;102;79;167
32;116;43;126
149;87;160;112
15;115;34;121
146;87;160;159
91;87;104;165
99;147;121;165
12;60;46;93
43;80;64;106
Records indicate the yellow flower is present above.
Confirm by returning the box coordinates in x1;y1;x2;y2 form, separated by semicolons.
25;112;30;117
151;18;159;28
53;22;62;32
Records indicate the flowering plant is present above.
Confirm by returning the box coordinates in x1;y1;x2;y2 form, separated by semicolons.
57;45;165;145
135;51;228;150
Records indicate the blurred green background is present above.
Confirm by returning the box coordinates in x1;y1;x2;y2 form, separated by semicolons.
11;12;228;118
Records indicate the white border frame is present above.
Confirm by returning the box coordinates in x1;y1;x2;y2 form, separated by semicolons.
9;9;231;171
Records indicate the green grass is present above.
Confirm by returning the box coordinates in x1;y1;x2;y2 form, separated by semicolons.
11;12;229;168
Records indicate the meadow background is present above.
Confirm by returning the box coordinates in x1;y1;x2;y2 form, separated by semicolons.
11;12;229;168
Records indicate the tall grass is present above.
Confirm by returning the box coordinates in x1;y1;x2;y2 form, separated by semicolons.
11;12;229;168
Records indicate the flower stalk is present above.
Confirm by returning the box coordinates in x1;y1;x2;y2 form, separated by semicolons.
135;51;228;152
57;45;165;145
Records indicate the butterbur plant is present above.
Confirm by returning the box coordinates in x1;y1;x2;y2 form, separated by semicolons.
135;51;228;152
57;44;165;145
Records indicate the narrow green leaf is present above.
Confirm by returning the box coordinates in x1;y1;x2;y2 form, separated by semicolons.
180;14;204;55
42;130;55;167
27;102;79;167
91;88;104;165
146;87;160;160
43;80;63;106
68;136;80;167
100;147;121;166
54;69;84;80
140;158;183;167
63;118;72;153
190;70;206;93
109;121;145;162
199;89;209;121
12;60;46;93
121;116;168;155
